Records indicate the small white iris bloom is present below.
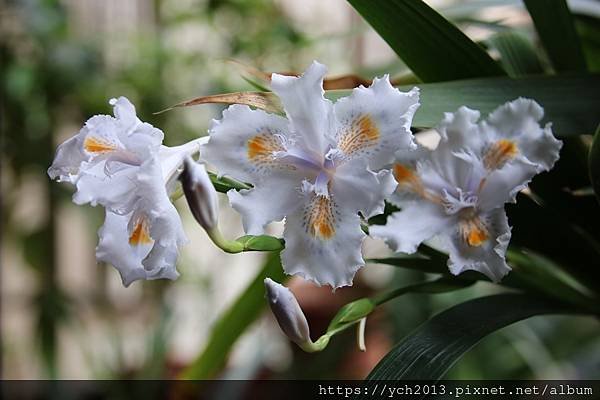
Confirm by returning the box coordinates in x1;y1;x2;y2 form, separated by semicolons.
204;61;420;288
48;97;206;286
371;98;562;282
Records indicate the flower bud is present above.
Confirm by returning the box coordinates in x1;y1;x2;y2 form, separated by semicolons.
264;278;312;346
180;157;219;230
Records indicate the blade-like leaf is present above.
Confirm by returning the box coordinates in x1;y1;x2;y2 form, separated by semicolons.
327;74;600;136
348;0;505;82
372;246;598;312
180;252;284;379
363;293;579;384
507;193;600;294
155;91;281;115
486;31;544;76
524;0;588;72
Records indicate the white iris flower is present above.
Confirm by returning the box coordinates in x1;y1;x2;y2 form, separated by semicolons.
371;99;562;282
48;97;206;286
203;61;420;288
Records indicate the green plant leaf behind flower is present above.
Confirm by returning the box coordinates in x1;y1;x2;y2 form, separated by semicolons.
180;251;285;379
524;0;588;72
360;293;582;384
347;0;505;82
326;74;600;136
486;31;544;76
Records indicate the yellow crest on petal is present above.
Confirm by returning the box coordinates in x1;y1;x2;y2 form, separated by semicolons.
129;217;152;246
338;114;379;156
306;195;336;240
483;139;518;170
84;136;118;154
460;217;489;247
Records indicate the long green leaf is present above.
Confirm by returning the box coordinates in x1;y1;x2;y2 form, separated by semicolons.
363;293;579;383
180;252;284;379
347;0;505;82
508;193;600;294
372;246;598;311
327;74;600;136
524;0;588;72
486;31;544;76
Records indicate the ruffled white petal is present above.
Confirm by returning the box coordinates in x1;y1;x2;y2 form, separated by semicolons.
333;77;418;169
484;98;562;171
72;162;139;213
109;96;138;129
96;156;187;286
436;106;482;154
203;104;292;183
281;192;365;288
135;157;188;250
424;150;485;197
48;96;163;183
370;201;453;254
442;208;511;282
48;134;89;182
477;157;538;210
271;61;335;155
333;159;397;219
228;174;304;235
96;210;181;287
96;211;155;287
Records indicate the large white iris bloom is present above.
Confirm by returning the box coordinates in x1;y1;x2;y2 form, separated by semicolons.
203;61;420;288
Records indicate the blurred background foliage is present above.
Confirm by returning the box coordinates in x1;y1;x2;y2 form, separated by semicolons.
1;0;599;382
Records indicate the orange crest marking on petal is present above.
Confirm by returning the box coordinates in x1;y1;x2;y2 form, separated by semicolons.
338;114;379;156
483;139;518;170
305;195;336;240
460;217;489;247
247;133;284;160
129;217;153;246
84;136;118;154
392;163;429;199
393;163;416;183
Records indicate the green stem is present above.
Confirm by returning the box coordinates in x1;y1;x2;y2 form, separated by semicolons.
300;334;332;353
206;227;244;253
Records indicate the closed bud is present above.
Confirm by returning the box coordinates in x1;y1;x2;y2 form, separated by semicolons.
264;278;312;346
180;157;219;230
